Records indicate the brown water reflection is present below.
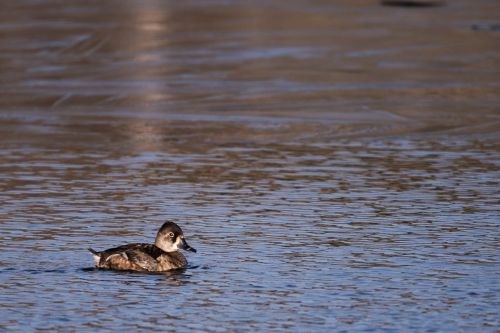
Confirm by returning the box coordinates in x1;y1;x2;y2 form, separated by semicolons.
0;0;499;332
1;0;499;134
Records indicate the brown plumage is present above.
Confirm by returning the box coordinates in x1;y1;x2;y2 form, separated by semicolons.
88;221;196;272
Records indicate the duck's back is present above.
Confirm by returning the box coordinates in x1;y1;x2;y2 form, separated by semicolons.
90;243;187;272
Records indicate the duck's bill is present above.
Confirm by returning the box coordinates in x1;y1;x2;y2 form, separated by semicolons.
179;239;197;253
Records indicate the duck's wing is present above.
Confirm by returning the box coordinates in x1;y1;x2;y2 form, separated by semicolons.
97;243;163;271
123;248;159;271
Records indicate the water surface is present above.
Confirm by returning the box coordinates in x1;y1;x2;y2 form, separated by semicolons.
0;0;499;332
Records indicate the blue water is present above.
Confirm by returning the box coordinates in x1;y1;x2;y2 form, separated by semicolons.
1;133;498;332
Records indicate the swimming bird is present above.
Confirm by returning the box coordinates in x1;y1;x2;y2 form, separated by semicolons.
88;221;196;272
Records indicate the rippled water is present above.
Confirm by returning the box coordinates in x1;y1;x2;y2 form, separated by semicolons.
1;0;499;332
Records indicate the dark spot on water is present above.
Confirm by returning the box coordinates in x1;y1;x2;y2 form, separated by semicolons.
81;267;99;272
0;267;17;273
328;240;351;247
25;268;66;274
471;23;500;32
381;0;444;7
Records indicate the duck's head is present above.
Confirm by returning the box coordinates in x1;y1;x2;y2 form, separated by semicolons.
155;221;197;253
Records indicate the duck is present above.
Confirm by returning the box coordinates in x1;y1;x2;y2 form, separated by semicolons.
88;221;196;272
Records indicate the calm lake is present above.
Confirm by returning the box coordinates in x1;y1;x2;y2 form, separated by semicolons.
0;0;499;332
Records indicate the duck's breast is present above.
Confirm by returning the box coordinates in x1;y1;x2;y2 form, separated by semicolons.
156;251;188;271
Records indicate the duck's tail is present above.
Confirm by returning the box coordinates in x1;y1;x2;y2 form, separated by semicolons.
88;248;101;265
87;247;99;255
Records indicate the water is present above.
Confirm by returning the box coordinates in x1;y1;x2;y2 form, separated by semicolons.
0;0;499;332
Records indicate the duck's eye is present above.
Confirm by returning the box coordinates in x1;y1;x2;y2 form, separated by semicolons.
168;232;175;238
